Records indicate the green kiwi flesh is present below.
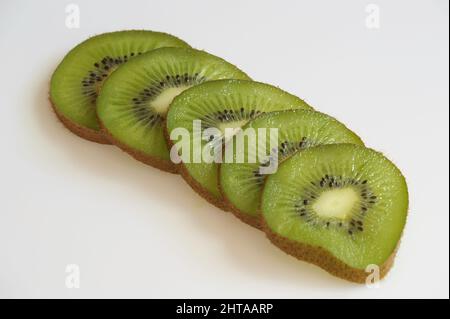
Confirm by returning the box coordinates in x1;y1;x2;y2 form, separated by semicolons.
97;48;250;172
50;30;190;143
261;144;408;283
220;110;364;228
166;80;312;208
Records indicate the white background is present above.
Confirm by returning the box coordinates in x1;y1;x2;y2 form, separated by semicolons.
0;0;448;299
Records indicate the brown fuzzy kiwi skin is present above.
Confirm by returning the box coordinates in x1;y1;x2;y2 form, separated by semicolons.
49;98;111;144
260;216;399;284
218;167;263;228
163;124;230;211
100;119;178;174
178;161;230;211
222;198;262;229
258;145;408;283
217;146;299;230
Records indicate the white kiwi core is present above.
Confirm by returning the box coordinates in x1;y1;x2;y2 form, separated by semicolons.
312;187;359;219
151;86;191;115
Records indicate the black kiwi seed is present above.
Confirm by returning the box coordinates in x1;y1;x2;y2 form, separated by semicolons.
252;170;265;185
294;174;378;236
201;108;266;134
254;138;315;182
129;72;208;126
82;54;132;103
274;138;312;162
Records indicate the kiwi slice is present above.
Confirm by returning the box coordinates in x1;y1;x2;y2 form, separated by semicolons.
97;48;250;172
220;110;364;228
50;30;190;144
166;80;312;209
261;144;408;283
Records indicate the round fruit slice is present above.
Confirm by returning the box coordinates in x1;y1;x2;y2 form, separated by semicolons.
166;80;312;209
50;30;190;143
220;110;364;228
97;48;250;172
261;144;408;283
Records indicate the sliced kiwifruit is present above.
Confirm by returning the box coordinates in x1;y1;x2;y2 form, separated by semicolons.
220;110;364;228
97;48;250;172
261;144;408;283
50;30;190;143
165;80;312;209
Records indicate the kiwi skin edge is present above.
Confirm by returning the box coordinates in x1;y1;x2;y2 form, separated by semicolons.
218;166;263;228
260;217;399;284
100;119;179;174
163;124;231;210
178;161;230;211
50;98;111;144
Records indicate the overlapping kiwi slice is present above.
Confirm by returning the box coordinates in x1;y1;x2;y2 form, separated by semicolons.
50;30;409;284
220;110;364;228
261;144;408;283
166;80;312;209
97;47;250;172
50;30;190;143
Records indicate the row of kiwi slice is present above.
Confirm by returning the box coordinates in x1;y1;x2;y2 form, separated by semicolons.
96;48;250;172
50;30;191;143
49;30;408;284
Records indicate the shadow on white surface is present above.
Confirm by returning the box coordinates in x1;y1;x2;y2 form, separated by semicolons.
32;68;359;294
1;0;447;299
